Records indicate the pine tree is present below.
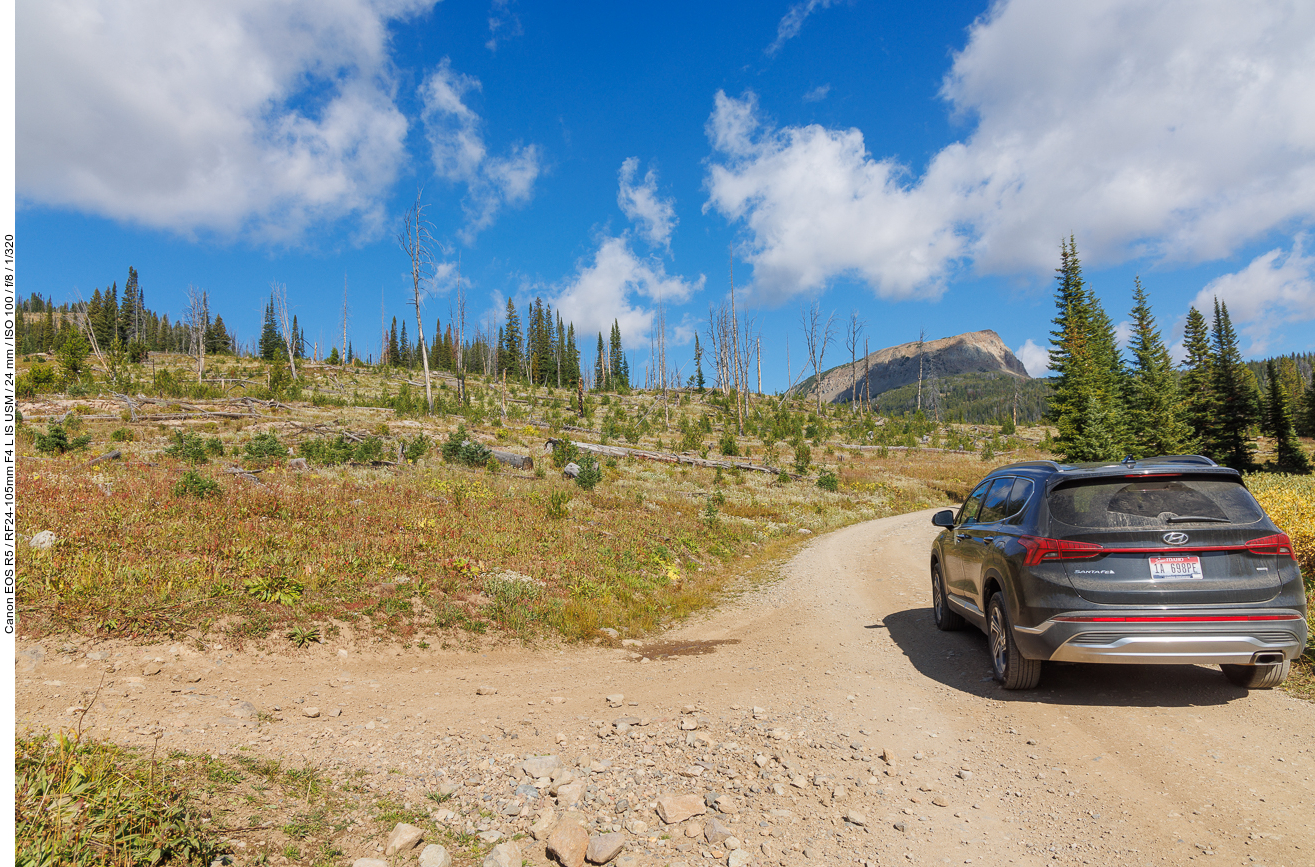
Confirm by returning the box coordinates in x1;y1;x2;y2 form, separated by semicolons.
565;323;580;386
694;333;706;391
1046;237;1127;461
501;299;522;379
608;320;629;390
1265;359;1312;473
1125;278;1192;457
95;283;119;350
119;266;142;343
594;332;606;390
1299;380;1315;438
258;296;282;361
388;317;400;367
1179;306;1214;455
399;319;411;368
1210;298;1258;470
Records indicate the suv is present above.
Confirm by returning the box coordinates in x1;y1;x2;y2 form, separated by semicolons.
929;456;1307;690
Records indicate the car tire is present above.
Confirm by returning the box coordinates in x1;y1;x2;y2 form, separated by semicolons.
1220;660;1290;689
932;562;965;631
987;591;1041;690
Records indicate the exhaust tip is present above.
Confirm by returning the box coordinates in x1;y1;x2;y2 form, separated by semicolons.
1251;652;1285;665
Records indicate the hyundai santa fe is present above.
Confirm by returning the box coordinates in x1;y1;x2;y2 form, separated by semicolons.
928;455;1307;690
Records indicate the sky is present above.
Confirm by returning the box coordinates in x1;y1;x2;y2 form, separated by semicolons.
14;0;1315;389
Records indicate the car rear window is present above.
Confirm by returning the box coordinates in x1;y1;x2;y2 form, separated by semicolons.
1004;477;1035;522
1048;476;1265;528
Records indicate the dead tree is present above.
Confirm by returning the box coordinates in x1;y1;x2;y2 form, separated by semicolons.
801;301;837;415
185;284;209;383
846;311;867;413
397;191;436;413
271;282;297;380
341;274;350;368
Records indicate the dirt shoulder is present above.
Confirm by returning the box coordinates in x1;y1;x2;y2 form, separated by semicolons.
17;509;1315;866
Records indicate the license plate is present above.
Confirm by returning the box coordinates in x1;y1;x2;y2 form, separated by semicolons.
1149;556;1203;580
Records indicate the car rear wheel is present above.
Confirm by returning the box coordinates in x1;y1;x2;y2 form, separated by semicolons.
1220;660;1290;689
932;563;965;631
987;592;1041;690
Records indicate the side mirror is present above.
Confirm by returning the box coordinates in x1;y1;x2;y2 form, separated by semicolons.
931;509;955;528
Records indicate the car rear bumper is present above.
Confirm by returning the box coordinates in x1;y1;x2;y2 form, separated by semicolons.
1013;611;1308;665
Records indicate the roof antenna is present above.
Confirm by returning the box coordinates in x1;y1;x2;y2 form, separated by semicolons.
1122;455;1136;466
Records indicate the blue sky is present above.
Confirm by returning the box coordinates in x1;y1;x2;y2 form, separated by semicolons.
15;0;1315;389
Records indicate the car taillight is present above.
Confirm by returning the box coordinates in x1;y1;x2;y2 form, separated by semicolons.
1018;536;1106;566
1245;533;1296;560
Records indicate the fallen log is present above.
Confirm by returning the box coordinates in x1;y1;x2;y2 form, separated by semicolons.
86;449;122;468
489;448;533;471
544;438;792;477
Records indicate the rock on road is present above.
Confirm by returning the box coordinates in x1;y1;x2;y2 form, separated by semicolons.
17;509;1315;866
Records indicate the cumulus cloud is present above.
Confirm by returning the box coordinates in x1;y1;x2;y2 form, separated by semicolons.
1015;338;1052;378
548;236;704;341
704;90;964;304
766;0;841;57
709;0;1315;302
421;58;542;240
17;0;434;240
617;158;678;250
1189;240;1315;355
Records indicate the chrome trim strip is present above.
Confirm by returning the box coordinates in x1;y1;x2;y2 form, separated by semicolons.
1050;634;1302;665
946;595;982;617
1014;621;1055;635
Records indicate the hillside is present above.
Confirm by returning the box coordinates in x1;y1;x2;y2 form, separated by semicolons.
795;329;1030;406
874;370;1053;424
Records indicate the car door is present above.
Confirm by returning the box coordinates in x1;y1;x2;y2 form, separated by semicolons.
945;480;993;598
959;477;1016;605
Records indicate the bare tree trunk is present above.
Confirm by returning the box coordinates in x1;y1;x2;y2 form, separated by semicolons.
801;301;837;415
916;327;926;414
846;311;865;412
398;190;435;413
271;282;296;380
341;274;350;368
454;253;467;404
186;284;209;383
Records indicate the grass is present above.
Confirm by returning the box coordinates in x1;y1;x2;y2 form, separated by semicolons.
18;356;1034;647
1246;472;1315;699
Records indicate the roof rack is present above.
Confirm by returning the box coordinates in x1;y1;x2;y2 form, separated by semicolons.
1002;460;1061;471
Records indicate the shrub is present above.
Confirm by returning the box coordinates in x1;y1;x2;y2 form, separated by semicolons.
719;431;739;457
403;434;431;462
109;427;135;442
817;470;839;492
442;426;491;468
16;363;58;398
34;423;91;455
173;469;221;499
547;489;571;519
164;432;212;465
243;432;287;461
793;439;812;474
551;439;580;469
574;456;602;491
301;434;383;465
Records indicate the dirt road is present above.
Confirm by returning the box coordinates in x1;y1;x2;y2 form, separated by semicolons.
17;509;1315;866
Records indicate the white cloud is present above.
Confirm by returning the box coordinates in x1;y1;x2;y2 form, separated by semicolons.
420;58;542;240
1015;338;1052;377
1189;240;1315;355
802;84;831;103
17;0;434;240
485;0;521;52
766;0;841;57
1113;320;1134;350
618;158;677;250
549;236;704;342
708;0;1315;302
704;90;964;304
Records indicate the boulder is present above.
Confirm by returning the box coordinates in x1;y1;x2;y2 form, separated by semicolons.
656;793;706;824
419;844;452;867
546;822;589;867
384;822;424;856
482;842;522;867
586;832;626;864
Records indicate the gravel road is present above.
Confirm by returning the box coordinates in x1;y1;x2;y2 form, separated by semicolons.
17;508;1315;866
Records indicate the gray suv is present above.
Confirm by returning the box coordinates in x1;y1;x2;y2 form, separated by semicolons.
929;456;1308;689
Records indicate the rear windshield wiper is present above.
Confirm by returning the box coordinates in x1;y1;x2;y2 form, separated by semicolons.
1165;515;1231;524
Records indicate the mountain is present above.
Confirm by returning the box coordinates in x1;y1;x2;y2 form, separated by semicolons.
796;329;1030;405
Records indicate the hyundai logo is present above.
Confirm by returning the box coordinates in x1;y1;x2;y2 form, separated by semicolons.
1163;532;1189;545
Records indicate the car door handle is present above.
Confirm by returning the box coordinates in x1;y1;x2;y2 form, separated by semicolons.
955;534;970;541
979;536;995;544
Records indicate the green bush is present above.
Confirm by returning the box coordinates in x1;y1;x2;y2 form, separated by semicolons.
34;423;91;455
547;489;572;519
300;434;384;465
551;439;580;469
574;456;602;491
16;363;58;398
442;426;491;468
243;432;287;461
109;427;136;442
173;469;222;499
816;470;839;492
403;434;431;462
793;438;812;474
719;431;739;457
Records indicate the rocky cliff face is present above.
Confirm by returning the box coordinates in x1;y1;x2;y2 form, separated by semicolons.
802;329;1029;404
